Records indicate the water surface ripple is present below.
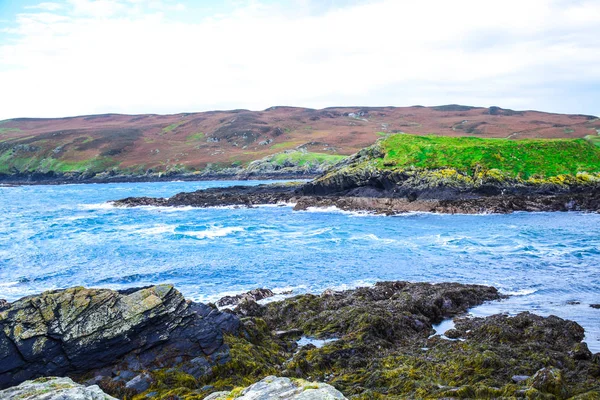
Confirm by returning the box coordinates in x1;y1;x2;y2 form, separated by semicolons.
1;181;599;351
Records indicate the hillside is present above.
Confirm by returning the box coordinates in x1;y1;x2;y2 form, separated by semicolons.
0;105;599;182
302;134;600;199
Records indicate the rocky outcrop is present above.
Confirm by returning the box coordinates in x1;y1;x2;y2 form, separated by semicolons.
2;283;599;399
0;377;117;400
243;150;346;178
230;282;600;399
113;183;301;208
0;285;240;389
205;376;347;399
236;281;504;345
293;191;600;214
216;288;275;308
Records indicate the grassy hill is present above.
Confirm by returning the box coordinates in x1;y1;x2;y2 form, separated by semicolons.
0;105;598;180
378;135;600;179
304;133;600;197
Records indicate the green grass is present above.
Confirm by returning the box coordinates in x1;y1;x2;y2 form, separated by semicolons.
270;141;297;150
377;134;600;179
584;135;600;148
186;132;204;141
270;151;346;167
0;151;118;174
0;127;21;135
162;120;186;134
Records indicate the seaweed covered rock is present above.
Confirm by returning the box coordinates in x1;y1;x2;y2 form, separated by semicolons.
205;376;347;399
216;288;275;308
0;285;240;389
227;283;600;399
0;376;117;400
240;281;503;344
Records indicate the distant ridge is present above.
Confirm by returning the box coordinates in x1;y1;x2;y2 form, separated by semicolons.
0;105;598;181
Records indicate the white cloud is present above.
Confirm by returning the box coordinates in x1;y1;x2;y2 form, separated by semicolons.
25;2;64;11
1;0;599;119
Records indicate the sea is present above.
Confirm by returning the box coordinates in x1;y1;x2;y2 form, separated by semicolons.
1;180;599;351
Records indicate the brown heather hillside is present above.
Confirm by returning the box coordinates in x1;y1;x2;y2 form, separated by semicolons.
0;105;598;176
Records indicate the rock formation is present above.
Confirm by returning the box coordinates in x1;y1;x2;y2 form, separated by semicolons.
205;376;347;399
0;377;117;400
0;285;239;389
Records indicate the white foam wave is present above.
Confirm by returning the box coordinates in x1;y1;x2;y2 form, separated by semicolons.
135;224;176;235
78;202;115;210
254;202;297;208
322;279;378;293
504;288;538;296
122;205;197;212
350;234;396;244
181;226;244;239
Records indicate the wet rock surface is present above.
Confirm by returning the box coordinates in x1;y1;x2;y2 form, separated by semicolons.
216;288;275;308
0;285;240;389
111;181;600;214
113;183;301;208
2;282;599;399
293;191;600;214
0;376;117;400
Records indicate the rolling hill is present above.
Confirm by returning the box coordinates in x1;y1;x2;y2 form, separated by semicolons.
0;105;598;182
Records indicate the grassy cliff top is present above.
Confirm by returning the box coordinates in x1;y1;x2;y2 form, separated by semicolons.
377;134;600;178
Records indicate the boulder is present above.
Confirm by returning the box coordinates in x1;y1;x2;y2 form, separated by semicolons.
216;288;275;308
0;285;240;389
529;367;568;398
206;376;347;399
0;376;117;400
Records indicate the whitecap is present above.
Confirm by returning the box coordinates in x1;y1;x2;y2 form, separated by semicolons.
350;234;396;244
78;202;115;210
180;226;244;239
503;288;538;296
135;224;176;235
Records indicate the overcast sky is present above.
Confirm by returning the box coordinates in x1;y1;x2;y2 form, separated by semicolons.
0;0;598;119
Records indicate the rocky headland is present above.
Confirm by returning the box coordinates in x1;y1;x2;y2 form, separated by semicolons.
2;105;598;185
1;282;599;399
112;134;600;214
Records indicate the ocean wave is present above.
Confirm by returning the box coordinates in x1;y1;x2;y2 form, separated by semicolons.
350;233;396;244
179;226;244;239
78;202;115;210
135;225;176;235
503;288;538;296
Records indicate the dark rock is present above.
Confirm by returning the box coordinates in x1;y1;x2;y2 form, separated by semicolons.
529;367;567;397
590;304;600;309
567;300;581;305
444;328;461;339
570;342;593;360
0;300;8;311
114;183;300;208
236;281;504;345
125;373;153;393
275;329;304;339
216;288;275;308
0;285;240;389
511;375;530;383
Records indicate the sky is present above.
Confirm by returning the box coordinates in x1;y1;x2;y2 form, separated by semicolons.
0;0;598;119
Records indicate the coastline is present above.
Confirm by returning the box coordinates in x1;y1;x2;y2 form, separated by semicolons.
112;182;600;214
0;172;315;186
1;282;599;399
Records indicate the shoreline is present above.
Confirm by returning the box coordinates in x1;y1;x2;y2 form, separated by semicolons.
1;281;598;398
112;182;600;214
0;172;316;186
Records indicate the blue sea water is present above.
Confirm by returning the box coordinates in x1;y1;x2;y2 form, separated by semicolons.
0;180;599;351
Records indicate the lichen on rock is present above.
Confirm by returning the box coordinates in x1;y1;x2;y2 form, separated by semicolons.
0;376;117;400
